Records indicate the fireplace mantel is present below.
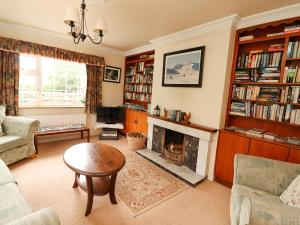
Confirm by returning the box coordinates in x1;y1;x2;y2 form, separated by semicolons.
148;115;217;134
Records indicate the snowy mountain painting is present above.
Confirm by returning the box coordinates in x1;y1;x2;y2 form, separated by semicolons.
163;47;205;87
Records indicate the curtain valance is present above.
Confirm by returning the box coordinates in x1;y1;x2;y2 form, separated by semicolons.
0;36;105;66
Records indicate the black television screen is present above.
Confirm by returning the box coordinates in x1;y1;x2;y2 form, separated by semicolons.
96;107;125;124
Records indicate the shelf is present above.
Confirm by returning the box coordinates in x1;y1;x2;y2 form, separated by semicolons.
236;66;280;70
124;99;150;104
239;34;286;45
228;114;300;127
233;82;300;86
221;129;300;150
238;31;300;45
286;58;300;61
125;58;155;64
124;91;152;94
231;98;300;107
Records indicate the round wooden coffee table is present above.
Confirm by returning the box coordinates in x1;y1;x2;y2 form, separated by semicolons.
63;143;125;216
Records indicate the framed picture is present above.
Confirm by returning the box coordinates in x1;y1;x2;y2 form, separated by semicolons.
103;66;121;83
162;46;205;87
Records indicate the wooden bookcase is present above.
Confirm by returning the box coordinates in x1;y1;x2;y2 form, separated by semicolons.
215;16;300;186
123;50;155;109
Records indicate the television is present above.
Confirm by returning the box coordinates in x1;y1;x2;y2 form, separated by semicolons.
96;107;125;124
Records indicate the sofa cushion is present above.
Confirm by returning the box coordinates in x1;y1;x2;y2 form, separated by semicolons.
280;175;300;208
0;135;28;153
230;184;281;225
0;160;16;186
0;183;32;225
0;105;5;137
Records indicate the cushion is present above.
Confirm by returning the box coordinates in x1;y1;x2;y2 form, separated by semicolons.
0;105;5;137
0;135;28;153
280;175;300;208
0;183;32;224
0;159;16;186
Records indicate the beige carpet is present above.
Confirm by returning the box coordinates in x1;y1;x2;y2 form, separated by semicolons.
116;154;188;216
9;136;231;225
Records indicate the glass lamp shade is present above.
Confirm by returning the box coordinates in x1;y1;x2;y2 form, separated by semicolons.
64;6;80;26
93;17;107;33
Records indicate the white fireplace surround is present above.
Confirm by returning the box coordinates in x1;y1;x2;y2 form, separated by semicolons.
147;116;212;178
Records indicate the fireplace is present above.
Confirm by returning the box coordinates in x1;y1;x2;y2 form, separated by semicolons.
162;129;185;165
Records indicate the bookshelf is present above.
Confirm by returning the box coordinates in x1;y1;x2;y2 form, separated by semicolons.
123;50;155;109
215;16;300;187
225;16;300;138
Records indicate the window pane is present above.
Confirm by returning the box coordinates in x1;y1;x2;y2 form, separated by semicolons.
20;55;37;70
19;74;38;105
40;57;86;106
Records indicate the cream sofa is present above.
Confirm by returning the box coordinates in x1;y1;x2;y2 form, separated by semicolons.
0;112;39;165
0;159;60;225
230;154;300;225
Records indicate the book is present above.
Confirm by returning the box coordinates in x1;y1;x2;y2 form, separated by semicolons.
263;132;277;140
284;66;298;83
239;35;254;41
267;32;284;37
287;41;300;59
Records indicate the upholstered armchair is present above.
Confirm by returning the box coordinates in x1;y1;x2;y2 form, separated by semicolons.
0;106;39;165
230;154;300;225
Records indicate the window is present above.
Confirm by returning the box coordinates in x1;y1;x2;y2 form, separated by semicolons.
19;55;87;107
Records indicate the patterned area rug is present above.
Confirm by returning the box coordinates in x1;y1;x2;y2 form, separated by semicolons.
116;153;189;216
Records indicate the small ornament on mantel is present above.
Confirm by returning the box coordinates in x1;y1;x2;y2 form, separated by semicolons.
153;105;161;117
182;112;191;124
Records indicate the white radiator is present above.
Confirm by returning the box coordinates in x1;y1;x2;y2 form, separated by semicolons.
21;114;87;128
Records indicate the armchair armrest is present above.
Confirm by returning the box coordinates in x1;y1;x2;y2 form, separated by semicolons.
2;116;40;138
234;154;300;196
0;159;16;186
5;208;60;225
239;196;300;225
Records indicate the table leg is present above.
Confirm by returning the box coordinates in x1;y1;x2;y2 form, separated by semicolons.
87;130;90;142
73;173;79;188
85;176;94;216
34;135;38;154
109;173;118;204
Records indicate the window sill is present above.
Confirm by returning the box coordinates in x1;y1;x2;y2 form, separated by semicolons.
19;105;85;109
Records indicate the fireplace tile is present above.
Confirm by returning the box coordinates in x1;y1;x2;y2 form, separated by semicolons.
152;125;164;153
184;135;200;172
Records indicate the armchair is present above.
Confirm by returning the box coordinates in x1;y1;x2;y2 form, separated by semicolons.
230;154;300;225
0;116;39;165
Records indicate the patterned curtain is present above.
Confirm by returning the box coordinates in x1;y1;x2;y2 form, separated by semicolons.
0;36;105;66
0;50;20;115
85;65;103;114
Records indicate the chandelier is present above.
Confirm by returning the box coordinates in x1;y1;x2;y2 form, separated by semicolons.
64;0;106;44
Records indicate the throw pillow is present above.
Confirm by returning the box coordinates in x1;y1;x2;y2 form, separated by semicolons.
280;175;300;208
0;105;6;136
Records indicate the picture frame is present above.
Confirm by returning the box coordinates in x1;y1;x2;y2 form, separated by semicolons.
162;46;205;87
103;66;121;83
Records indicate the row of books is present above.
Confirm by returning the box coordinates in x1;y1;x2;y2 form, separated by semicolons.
126;66;135;77
230;102;300;124
164;110;186;122
283;66;300;83
232;85;260;100
136;74;153;83
124;92;151;103
233;85;300;104
144;64;154;75
137;62;144;72
225;126;300;145
237;51;282;69
287;41;300;59
235;68;280;83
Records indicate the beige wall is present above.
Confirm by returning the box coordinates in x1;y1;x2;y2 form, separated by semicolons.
0;25;125;137
150;23;235;180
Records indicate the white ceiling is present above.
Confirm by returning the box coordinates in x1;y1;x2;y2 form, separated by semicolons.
0;0;299;51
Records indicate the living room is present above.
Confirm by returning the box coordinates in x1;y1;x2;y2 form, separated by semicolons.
0;1;300;225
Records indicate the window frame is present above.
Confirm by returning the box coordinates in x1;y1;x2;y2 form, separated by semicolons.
19;54;86;108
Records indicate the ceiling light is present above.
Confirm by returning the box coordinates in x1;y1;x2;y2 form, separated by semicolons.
64;0;106;44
